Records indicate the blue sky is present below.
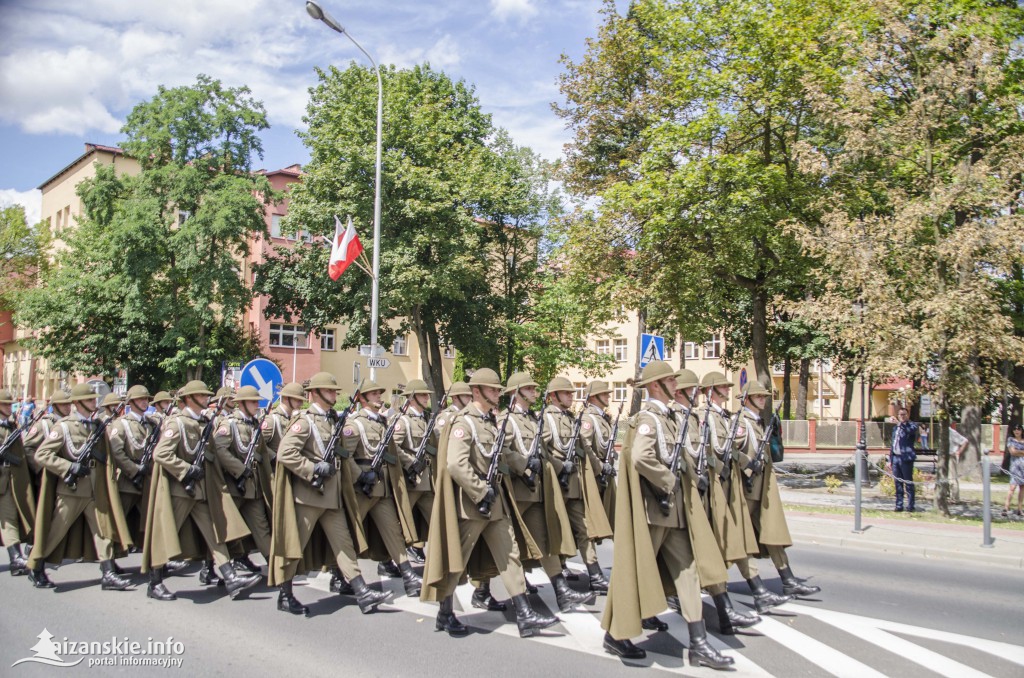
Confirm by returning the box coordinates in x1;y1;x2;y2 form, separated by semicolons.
0;0;624;224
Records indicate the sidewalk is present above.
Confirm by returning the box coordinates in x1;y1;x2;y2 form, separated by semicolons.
774;459;1024;569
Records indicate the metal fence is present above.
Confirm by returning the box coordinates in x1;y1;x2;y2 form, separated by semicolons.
779;421;1006;450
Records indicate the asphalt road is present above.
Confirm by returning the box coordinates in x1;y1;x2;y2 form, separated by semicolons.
1;542;1021;677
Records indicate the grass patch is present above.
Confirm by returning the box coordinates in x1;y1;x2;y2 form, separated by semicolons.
783;503;1024;531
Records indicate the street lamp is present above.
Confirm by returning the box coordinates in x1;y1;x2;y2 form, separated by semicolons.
306;0;385;378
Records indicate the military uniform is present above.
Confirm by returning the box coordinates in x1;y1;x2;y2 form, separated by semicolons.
1;390;35;575
27;384;131;591
261;382;304;467
580;381;619;525
390;380;435;542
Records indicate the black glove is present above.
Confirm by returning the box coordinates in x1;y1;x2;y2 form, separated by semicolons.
409;458;426;475
69;461;90;478
135;461;149;477
561;459;576;475
183;465;204;483
478;487;496;510
313;461;335;478
238;467;253;481
526;456;542;475
357;470;377;487
601;462;614;476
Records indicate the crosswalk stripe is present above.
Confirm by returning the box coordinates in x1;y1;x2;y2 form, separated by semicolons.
659;601;777;677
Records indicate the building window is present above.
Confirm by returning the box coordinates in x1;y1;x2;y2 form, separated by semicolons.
270;214;284;238
443;345;455;359
704;335;721;359
392;335;408;356
613;382;628;402
574;382;587;401
320;329;336;351
613;338;628;362
664;343;673;360
270;323;308;348
595;339;611;355
684;342;700;360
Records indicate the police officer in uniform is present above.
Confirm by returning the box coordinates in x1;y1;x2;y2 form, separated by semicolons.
702;372;791;614
422;368;559;638
1;389;35;576
213;385;273;570
601;361;732;669
542;377;612;594
737;381;820;598
503;372;595;612
342;381;422;597
391;379;435;564
143;380;261;601
28;383;132;591
269;371;392;615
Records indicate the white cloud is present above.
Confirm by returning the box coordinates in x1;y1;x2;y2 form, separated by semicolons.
380;34;462;71
0;189;43;226
490;0;538;21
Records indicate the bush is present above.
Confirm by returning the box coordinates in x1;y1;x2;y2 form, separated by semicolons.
879;463;926;498
825;475;843;494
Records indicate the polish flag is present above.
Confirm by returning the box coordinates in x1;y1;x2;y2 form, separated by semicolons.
329;215;364;281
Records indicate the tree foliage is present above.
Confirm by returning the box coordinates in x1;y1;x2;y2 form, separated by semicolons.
15;75;274;387
0;204;50;308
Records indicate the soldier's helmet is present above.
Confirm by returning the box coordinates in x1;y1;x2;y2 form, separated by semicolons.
69;383;100;401
151;391;175;406
700;371;732;389
304;372;344;392
126;385;151;401
504;372;538;395
278;382;305;400
449;382;472;398
674;369;701;390
546;376;575;393
739;381;771;399
588;380;612;396
637;360;676;386
402;379;432;397
101;392;123;408
50;390;73;405
234;385;262;402
468;369;502;389
177;380;214;398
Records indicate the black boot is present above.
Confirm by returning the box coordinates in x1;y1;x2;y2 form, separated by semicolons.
399;560;422;597
667;595;680;613
471;580;507;611
100;560;132;591
642;616;668;632
713;592;760;634
436;595;468;636
779;566;821;597
219;563;260;600
329;568;354;595
7;544;27;576
406;546;425;564
351;575;393;614
198;559;220;586
512;593;559;638
111;560;125;576
525;577;539;594
28;564;55;589
552;574;595;612
232;554;261;575
687;620;734;670
746;576;792;614
562;562;579;581
147;568;176;601
587;562;608;595
603;632;646;659
377;560;401;577
277;580;309;616
164;560;188;576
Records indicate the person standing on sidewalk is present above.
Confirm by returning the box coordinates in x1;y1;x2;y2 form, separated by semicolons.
1003;424;1024;517
890;407;919;512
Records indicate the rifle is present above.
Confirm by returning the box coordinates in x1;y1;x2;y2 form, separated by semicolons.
695;398;713;495
182;397;227;497
557;386;591;490
65;401;127;490
598;404;623;488
355;397;412;496
655;404;694;516
405;383;453;486
478;409;513;518
0;401;50;466
521;389;549;490
234;411;270;495
131;402;174;490
744;401;784;491
311;380;363;493
717;384;750;494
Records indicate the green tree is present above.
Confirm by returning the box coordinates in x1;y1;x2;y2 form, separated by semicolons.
15;75;275;387
0;204;49;308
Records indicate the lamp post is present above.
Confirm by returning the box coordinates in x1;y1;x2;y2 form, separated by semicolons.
306;0;384;379
853;300;870;533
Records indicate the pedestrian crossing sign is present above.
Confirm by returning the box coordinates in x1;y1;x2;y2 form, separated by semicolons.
639;333;665;368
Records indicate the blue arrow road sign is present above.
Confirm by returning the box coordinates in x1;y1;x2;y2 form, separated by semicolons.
639;333;665;368
240;358;283;409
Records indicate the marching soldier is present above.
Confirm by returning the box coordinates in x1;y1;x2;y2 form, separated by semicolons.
542;377;612;594
212;385;273;571
100;392;123;416
342;382;422;597
601;361;732;669
672;370;760;634
151;391;178;418
262;382;306;466
579;380;618;525
736;380;821;598
22;390;73;491
391;379;436;564
503;372;594;612
431;382;472;456
141;380;261;602
421;368;559;638
1;389;35;576
27;383;133;591
268;371;392;616
702;372;791;614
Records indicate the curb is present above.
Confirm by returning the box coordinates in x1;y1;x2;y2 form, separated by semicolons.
791;530;1024;570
